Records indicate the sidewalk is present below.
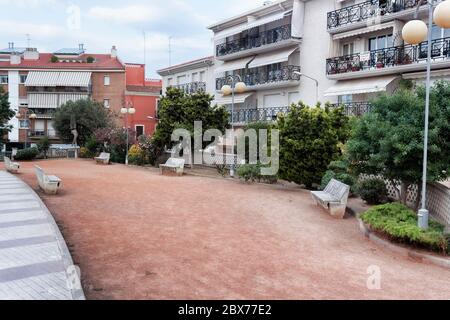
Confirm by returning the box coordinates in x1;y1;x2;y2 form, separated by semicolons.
0;170;84;300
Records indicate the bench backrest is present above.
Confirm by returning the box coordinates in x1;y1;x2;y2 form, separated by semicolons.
324;179;350;201
34;165;45;184
4;156;11;167
165;158;185;168
99;152;110;159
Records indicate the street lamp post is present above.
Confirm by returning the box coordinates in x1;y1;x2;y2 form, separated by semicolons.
294;71;319;103
402;0;450;229
220;75;247;177
121;103;136;166
15;110;37;149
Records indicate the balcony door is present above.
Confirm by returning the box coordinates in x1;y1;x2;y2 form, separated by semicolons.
369;34;393;67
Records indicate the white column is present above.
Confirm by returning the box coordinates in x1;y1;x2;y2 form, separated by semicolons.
292;0;305;38
7;71;20;142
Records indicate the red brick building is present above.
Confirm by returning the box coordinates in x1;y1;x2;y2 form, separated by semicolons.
124;63;161;138
0;43;126;145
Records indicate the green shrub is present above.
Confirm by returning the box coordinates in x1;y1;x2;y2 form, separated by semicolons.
50;55;58;63
357;178;388;205
37;136;51;159
361;203;449;254
14;147;39;161
128;145;146;166
79;147;94;159
86;56;95;63
237;163;278;184
320;170;356;192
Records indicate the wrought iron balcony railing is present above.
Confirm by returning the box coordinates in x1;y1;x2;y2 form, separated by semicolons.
216;65;301;90
327;0;421;29
216;24;292;57
329;102;372;116
169;82;206;94
29;130;57;138
230;106;290;124
327;37;450;75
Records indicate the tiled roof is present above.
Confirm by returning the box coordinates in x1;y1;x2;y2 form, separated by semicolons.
0;53;125;71
126;85;161;94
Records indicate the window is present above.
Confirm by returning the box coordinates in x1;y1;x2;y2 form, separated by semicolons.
199;71;206;82
135;125;144;138
192;72;198;82
177;75;187;85
19;120;29;129
369;34;393;51
104;75;110;86
338;95;353;104
0;75;8;84
20;75;27;84
167;78;173;86
343;43;354;56
103;99;110;108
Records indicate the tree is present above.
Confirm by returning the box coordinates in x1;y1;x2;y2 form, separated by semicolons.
347;81;450;206
277;102;350;189
37;136;51;159
0;87;14;145
53;99;114;146
152;87;229;157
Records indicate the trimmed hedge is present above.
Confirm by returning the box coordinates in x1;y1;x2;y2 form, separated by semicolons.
361;203;449;255
14;147;39;161
237;163;278;184
357;178;388;205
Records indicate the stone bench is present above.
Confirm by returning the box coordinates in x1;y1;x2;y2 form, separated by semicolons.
35;165;62;195
160;158;185;177
311;179;350;219
4;156;20;174
95;152;110;165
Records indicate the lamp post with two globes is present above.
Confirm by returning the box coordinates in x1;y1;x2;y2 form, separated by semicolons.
121;102;136;166
401;0;450;229
220;75;247;177
15;110;37;149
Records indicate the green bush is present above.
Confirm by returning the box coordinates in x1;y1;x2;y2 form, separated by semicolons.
50;55;58;63
237;163;278;184
86;56;95;63
14;147;39;161
320;158;357;193
37;136;51;159
361;203;448;254
357;178;388;205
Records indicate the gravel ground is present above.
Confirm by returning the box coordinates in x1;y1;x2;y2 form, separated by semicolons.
6;159;450;300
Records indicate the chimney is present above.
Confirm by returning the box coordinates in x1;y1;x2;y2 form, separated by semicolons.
111;45;117;58
79;43;84;51
10;52;21;65
24;47;39;60
8;42;14;49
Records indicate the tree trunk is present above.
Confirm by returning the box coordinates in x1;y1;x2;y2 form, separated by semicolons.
400;182;409;205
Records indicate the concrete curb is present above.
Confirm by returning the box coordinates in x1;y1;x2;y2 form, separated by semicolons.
355;214;450;270
17;173;86;300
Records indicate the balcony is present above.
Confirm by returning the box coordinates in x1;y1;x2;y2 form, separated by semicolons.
216;65;301;91
29;130;58;139
230;106;290;124
326;37;450;78
216;24;296;60
327;0;421;31
169;82;206;94
329;102;372;117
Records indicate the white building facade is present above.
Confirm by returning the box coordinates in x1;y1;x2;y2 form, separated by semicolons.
157;56;215;96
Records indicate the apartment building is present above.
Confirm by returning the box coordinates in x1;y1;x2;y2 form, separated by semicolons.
0;43;126;146
325;0;450;114
125;63;162;138
208;0;337;123
157;56;215;95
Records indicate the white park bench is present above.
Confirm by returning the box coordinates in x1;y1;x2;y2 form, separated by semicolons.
160;158;185;176
95;152;110;165
4;156;20;174
311;179;350;219
35;165;62;195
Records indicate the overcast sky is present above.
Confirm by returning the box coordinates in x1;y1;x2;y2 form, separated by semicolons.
0;0;267;77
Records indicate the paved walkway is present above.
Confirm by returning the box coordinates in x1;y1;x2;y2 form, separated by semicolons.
0;170;84;300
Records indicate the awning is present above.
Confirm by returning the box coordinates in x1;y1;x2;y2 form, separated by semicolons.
28;94;58;109
249;47;299;69
25;71;92;87
58;72;91;87
332;21;395;40
213;11;288;41
28;93;89;109
214;56;254;74
214;92;254;105
25;72;59;87
324;76;399;97
59;93;89;106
